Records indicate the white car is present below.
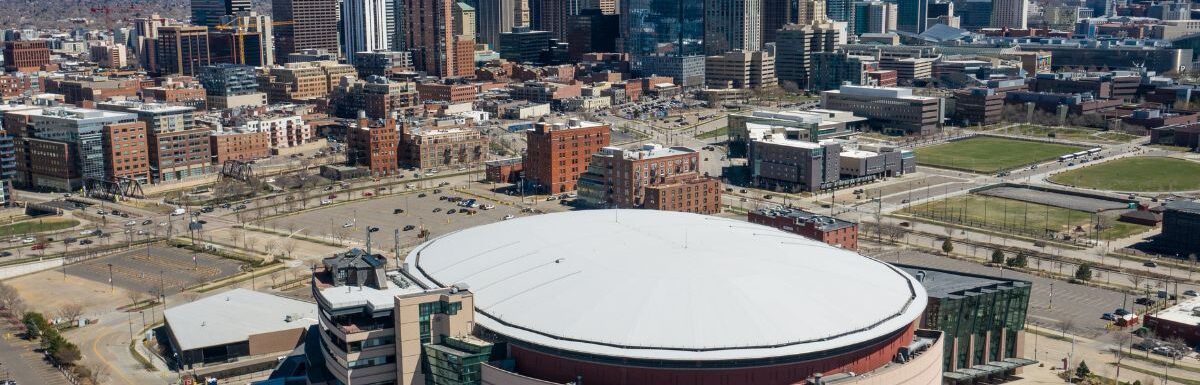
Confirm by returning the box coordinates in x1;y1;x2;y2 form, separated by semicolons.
79;229;95;235
502;214;515;220
482;204;495;210
21;237;35;244
320;199;332;205
342;222;353;228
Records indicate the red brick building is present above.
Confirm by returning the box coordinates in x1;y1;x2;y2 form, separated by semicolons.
209;130;271;164
576;144;720;214
485;157;524;184
643;178;721;214
345;117;399;176
866;70;897;87
523;119;611;193
748;207;859;250
416;82;477;104
102;121;151;183
3;41;50;73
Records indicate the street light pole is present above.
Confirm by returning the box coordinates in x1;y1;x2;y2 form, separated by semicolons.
108;263;114;292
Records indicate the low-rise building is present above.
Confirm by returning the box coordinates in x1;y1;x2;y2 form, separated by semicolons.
399;124;489;171
577;144;720;214
209;130;270;164
44;75;141;105
509;81;582;103
821;85;945;136
97;101;213;182
485;157;524;183
331;75;421;119
704;49;777;90
164;288;316;370
748;207;858;249
1159;200;1200;255
749;137;842;192
257;60;358;103
728;109;868;156
102;121;151;184
415;82;477;104
3;40;50;73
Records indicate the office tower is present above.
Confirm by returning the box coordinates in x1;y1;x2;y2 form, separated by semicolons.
704;0;762;55
454;2;477;39
958;0;992;30
210;13;275;67
775;22;838;89
583;0;617;13
2;41;50;73
925;1;958;28
826;0;850;21
567;8;619;59
621;0;707;86
132;14;168;69
478;0;517;47
762;0;798;43
155;26;211;76
404;0;475;77
800;0;828;24
897;0;928;33
852;0;897;34
990;0;1027;28
516;0;532;26
539;0;582;40
272;0;340;63
190;0;252;28
342;0;391;64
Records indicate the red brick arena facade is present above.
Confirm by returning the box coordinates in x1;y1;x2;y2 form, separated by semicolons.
504;321;919;385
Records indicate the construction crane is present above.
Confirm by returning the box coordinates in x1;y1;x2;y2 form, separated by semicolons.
214;18;295;65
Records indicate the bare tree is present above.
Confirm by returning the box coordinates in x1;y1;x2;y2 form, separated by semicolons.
245;236;260;254
1058;319;1075;337
264;240;278;258
56;302;84;324
125;289;145;308
269;271;281;287
283;239;298;260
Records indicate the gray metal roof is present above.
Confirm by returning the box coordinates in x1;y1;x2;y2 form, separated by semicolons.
164;288;318;352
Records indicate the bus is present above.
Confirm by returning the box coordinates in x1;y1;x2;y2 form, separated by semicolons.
1087;148;1102;155
1059;154;1076;162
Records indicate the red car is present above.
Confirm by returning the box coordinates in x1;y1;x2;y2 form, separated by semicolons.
363;192;374;197
328;194;337;199
31;243;46;250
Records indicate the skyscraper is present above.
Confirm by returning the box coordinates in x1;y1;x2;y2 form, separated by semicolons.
155;26;211;76
538;0;582;40
478;0;517;47
341;0;391;64
705;0;763;55
621;0;707;86
762;0;798;44
404;0;475;77
990;0;1028;29
800;0;828;24
957;0;992;30
190;0;252;28
851;0;897;34
896;0;928;33
454;2;478;39
272;0;340;63
826;0;850;21
774;22;838;89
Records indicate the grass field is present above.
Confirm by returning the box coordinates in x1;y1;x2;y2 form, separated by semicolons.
0;217;80;238
996;125;1142;144
695;126;729;140
915;137;1084;173
902;195;1151;241
1048;157;1200;192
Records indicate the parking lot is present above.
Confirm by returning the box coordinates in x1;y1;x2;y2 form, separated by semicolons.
64;245;244;296
262;187;575;249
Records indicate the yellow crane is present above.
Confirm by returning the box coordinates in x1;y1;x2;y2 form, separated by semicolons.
214;18;295;65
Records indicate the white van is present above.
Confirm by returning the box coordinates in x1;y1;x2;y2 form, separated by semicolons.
171;208;186;216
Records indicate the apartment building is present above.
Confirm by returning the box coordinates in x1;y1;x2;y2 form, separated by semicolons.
345;115;400;176
399;124;489;171
577;144;720;214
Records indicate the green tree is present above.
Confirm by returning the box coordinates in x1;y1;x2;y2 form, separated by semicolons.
941;239;954;253
1075;360;1091;378
51;342;81;366
1006;254;1028;268
991;249;1005;264
1075;263;1093;281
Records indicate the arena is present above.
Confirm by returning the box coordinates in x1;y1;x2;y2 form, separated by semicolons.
406;210;941;385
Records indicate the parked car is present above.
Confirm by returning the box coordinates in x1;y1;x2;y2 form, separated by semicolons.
1144;261;1158;268
403;225;416;231
447;209;456;214
1135;297;1157;306
125;220;137;226
503;214;515;220
320;200;331;205
393;208;405;214
142;220;153;226
1185;290;1199;297
79;239;93;245
418;193;427;198
31;243;46;250
0;251;11;257
1101;313;1117;321
433;208;442;213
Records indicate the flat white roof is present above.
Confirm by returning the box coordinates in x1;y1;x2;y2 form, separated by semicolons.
317;275;425;311
841;150;879;158
1151;296;1200;325
758;136;823;148
408;210;926;361
164;289;318;352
